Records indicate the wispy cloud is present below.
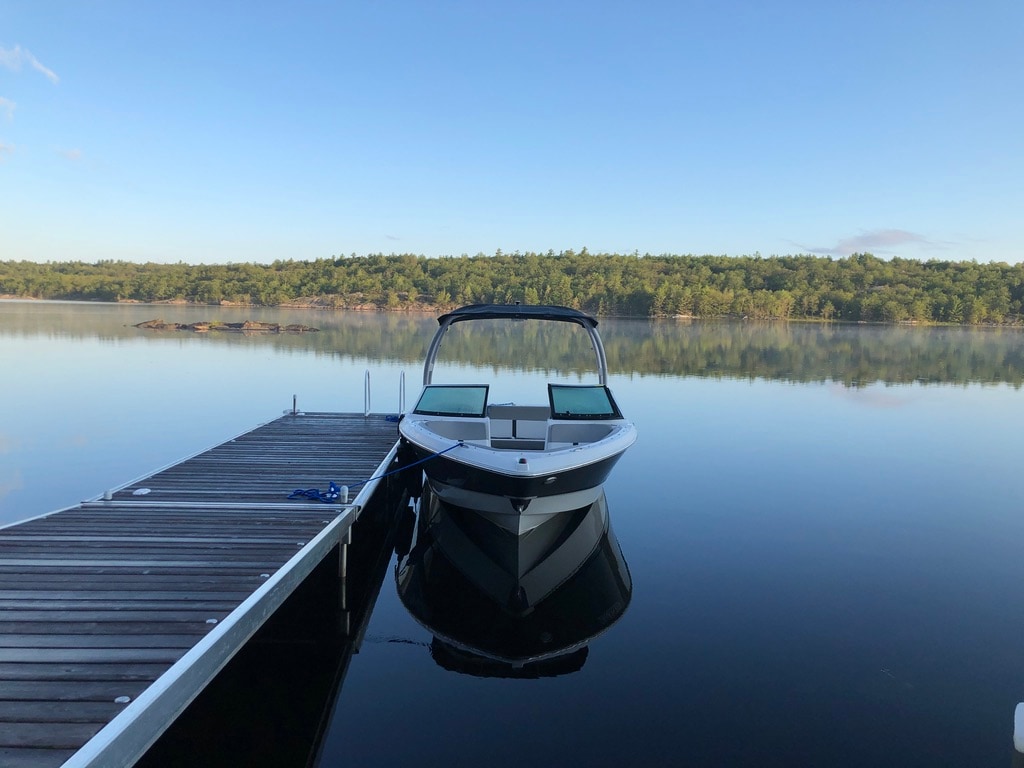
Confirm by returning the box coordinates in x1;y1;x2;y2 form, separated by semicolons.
797;229;934;256
58;147;82;161
828;383;915;408
0;44;59;84
0;141;13;161
0;97;14;120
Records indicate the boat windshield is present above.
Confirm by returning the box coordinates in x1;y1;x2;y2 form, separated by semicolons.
548;385;623;420
413;385;489;417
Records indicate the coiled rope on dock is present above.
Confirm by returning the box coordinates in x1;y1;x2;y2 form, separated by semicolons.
287;441;462;503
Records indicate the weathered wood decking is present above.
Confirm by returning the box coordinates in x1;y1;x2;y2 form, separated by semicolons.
0;412;400;768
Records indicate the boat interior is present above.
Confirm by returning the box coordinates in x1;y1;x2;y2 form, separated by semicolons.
409;383;626;451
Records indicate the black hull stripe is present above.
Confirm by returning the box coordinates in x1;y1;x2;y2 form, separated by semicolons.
407;449;623;499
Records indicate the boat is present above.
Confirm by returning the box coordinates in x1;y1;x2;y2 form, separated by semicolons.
397;303;637;535
395;484;632;676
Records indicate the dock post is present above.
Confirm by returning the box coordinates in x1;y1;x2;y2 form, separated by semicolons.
338;527;353;579
338;527;354;636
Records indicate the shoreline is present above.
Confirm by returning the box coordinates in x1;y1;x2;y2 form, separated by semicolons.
1;295;1021;328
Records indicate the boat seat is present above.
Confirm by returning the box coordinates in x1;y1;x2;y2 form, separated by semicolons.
487;405;550;440
423;419;488;441
490;438;546;451
548;423;616;445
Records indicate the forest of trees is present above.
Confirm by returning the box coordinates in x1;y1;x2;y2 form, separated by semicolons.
2;250;1023;325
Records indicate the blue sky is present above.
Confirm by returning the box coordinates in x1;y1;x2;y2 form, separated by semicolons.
1;1;1021;264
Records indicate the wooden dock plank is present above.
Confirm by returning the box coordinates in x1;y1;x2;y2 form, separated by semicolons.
0;680;152;702
0;600;240;614
0;635;200;650
0;649;187;665
0;701;128;724
0;722;105;749
0;412;399;768
0;624;214;637
0;609;233;624
0;593;252;606
0;663;169;682
0;750;77;768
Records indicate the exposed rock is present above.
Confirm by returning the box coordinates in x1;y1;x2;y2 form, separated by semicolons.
133;319;186;330
134;319;319;333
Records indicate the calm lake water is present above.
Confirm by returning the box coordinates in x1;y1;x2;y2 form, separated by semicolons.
3;300;1024;766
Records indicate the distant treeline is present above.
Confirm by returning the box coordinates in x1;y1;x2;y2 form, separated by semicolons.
2;251;1023;324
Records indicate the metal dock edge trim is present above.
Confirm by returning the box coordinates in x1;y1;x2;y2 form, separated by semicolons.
60;439;399;768
78;501;360;512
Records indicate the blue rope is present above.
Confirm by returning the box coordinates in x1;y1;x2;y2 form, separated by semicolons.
288;481;343;503
287;442;462;502
349;441;463;489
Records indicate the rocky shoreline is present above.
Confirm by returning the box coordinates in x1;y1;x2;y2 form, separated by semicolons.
134;319;319;333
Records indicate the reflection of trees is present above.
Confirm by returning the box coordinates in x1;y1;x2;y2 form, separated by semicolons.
601;320;1024;388
2;303;1022;387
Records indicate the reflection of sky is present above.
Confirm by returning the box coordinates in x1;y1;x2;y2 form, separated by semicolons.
610;374;1023;507
0;467;23;502
0;329;412;525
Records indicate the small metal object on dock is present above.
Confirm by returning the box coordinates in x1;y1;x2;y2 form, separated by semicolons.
0;412;399;768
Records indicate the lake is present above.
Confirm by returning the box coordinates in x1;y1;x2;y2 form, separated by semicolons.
2;300;1024;766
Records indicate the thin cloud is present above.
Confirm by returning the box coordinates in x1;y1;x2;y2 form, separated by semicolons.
797;229;932;256
0;141;13;161
0;97;14;120
0;44;59;84
828;383;913;408
30;57;59;85
0;46;19;69
59;147;82;161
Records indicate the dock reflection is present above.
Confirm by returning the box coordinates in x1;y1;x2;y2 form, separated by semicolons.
135;482;407;768
395;485;632;677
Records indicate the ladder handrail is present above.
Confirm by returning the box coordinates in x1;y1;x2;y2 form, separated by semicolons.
362;369;406;416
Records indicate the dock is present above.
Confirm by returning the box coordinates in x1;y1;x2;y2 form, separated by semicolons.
0;412;401;768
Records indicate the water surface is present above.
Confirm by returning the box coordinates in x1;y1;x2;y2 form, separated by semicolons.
2;301;1023;766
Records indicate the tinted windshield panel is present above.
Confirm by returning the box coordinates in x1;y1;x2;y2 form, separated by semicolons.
549;385;621;419
414;385;489;417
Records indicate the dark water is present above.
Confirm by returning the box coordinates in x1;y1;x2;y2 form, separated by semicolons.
3;301;1024;766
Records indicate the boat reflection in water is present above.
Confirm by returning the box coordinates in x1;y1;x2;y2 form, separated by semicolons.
395;484;631;677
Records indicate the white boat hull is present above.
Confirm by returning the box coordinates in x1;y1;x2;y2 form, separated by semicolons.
398;303;638;537
399;416;635;535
